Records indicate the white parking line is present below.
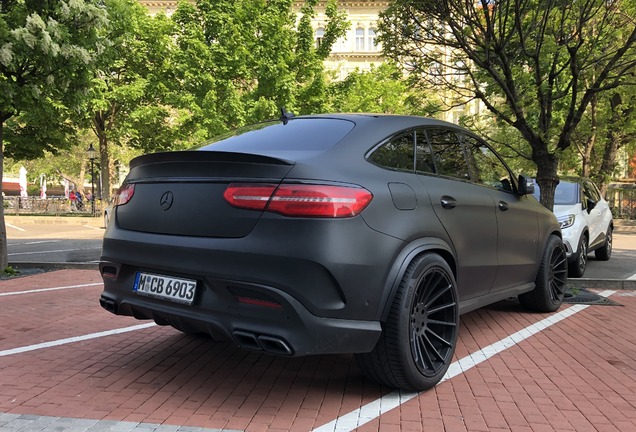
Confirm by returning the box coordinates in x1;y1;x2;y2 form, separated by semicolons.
313;290;616;432
8;248;101;256
5;223;26;232
0;323;156;358
83;225;104;231
0;282;103;297
19;240;61;245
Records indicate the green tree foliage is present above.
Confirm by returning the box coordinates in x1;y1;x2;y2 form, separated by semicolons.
329;62;440;115
0;0;108;270
87;0;184;201
379;0;636;210
169;0;348;140
567;85;636;192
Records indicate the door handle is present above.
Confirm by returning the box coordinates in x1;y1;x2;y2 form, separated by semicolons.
498;201;509;211
440;196;456;209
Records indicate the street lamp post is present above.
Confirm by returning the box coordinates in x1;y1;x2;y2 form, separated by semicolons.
87;144;97;215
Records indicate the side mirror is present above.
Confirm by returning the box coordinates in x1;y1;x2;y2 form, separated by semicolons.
517;175;535;196
587;199;597;212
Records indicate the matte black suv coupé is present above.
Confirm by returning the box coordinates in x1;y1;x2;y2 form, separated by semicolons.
99;114;567;391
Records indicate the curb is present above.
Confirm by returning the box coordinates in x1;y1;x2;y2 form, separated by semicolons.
10;262;99;271
566;278;636;290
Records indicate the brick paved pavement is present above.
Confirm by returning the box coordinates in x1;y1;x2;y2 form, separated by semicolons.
2;270;636;431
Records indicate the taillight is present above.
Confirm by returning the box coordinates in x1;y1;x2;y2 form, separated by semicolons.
224;183;373;218
114;183;135;206
223;184;277;211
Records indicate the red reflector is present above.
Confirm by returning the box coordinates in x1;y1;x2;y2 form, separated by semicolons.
236;296;283;309
224;183;373;218
223;183;277;211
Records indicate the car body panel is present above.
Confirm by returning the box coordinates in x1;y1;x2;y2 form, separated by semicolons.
100;114;562;358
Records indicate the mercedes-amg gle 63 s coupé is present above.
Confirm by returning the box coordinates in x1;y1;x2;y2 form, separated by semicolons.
99;113;567;391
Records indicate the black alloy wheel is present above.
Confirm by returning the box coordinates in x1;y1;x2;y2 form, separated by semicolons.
409;266;457;378
519;235;568;312
595;227;613;261
356;253;459;391
568;236;587;278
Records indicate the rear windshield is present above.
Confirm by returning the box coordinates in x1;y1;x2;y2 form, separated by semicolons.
197;118;355;153
533;181;579;205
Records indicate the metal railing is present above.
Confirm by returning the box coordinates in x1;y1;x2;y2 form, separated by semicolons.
2;196;103;216
607;183;636;220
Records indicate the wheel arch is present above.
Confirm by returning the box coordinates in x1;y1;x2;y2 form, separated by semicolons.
377;237;456;322
572;228;589;258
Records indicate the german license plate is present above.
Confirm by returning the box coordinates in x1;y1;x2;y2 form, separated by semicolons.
133;272;197;305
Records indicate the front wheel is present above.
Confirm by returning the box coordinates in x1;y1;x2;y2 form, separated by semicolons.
519;235;568;312
356;253;459;391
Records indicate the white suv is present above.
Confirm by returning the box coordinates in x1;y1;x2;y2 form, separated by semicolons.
534;177;613;277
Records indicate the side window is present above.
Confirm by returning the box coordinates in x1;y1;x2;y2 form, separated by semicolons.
582;180;601;202
368;131;415;172
415;129;435;174
461;134;513;192
426;128;470;180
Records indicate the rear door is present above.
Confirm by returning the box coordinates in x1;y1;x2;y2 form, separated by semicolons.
420;128;499;300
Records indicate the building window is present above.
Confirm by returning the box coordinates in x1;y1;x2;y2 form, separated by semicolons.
368;28;378;51
315;28;325;49
355;27;365;51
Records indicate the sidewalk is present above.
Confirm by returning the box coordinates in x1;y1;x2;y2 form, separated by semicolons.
614;218;636;234
5;215;103;228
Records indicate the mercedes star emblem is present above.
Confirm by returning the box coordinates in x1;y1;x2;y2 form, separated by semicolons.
159;191;174;211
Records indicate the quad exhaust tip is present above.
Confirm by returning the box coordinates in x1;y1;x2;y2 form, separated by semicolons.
233;330;293;356
99;296;117;313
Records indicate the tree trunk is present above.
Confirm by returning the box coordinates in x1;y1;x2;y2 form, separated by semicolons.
596;93;624;196
581;95;597;178
99;132;111;202
0;119;8;271
533;146;560;212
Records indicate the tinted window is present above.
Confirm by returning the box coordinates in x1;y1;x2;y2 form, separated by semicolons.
461;134;513;192
582;180;601;202
533;181;579;205
426;129;470;180
415;129;435;174
368;131;415;172
198;118;355;152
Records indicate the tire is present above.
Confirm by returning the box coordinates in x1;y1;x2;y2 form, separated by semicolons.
594;227;612;261
519;235;568;312
356;253;459;391
568;235;587;278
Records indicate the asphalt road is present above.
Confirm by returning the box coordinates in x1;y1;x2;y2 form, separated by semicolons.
5;216;104;267
4;215;636;284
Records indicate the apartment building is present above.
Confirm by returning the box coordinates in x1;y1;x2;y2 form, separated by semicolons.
138;1;386;77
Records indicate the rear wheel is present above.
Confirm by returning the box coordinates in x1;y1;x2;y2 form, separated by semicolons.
595;227;612;261
519;235;568;312
568;235;587;278
356;253;459;391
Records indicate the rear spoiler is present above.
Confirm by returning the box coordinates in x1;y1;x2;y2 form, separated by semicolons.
129;150;294;169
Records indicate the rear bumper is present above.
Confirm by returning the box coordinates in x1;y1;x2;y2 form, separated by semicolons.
99;216;404;355
99;260;382;356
